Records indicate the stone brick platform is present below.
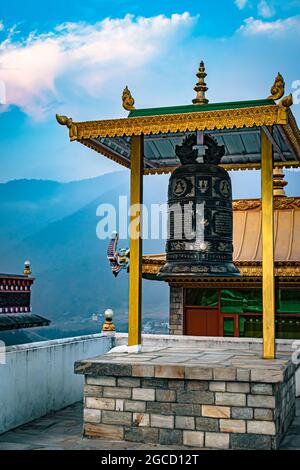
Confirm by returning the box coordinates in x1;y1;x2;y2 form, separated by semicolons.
75;346;298;449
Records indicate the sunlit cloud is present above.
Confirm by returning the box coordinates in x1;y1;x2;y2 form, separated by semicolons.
238;15;300;35
1;4;299;182
0;13;196;119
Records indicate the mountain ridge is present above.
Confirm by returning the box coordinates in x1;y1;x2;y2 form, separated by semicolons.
1;169;299;344
0;172;169;343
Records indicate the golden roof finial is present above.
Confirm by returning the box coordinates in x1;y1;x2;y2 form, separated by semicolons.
273;168;288;197
23;260;32;277
55;114;78;141
192;61;209;105
122;86;135;111
267;72;285;101
56;114;73;127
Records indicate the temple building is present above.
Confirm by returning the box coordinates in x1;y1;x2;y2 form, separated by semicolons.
142;169;300;339
0;262;50;331
57;61;300;450
57;61;300;359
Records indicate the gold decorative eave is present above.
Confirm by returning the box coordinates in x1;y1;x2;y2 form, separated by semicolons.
168;276;300;289
142;257;300;279
56;103;300;172
232;197;300;211
282;108;300;163
57;104;287;141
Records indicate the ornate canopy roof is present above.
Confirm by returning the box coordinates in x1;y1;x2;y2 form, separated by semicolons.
142;196;300;283
56;64;300;174
0;314;50;331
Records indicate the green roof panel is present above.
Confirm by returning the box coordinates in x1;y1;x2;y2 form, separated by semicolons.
128;99;276;118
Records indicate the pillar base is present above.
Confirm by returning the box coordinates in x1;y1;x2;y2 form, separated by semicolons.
76;343;298;449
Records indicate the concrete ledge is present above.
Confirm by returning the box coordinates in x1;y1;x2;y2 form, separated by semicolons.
114;333;300;353
5;333;108;353
75;346;296;384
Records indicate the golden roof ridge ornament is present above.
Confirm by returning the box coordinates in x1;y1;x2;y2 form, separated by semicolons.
56;114;73;127
122;85;135;111
279;93;293;108
192;61;209;105
55;114;78;141
267;72;285;101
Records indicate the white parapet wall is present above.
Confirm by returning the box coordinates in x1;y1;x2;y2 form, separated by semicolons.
0;334;112;435
0;332;299;436
115;334;300;397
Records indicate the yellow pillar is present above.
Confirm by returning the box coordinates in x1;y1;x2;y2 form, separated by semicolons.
261;128;275;359
128;135;144;350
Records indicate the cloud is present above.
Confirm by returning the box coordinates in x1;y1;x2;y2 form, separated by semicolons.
238;15;300;35
235;0;248;9
258;0;275;18
0;13;196;119
0;21;4;32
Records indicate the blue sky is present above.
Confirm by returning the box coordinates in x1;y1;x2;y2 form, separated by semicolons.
0;0;300;182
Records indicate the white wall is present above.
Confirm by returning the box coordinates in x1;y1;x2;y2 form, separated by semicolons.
0;334;112;435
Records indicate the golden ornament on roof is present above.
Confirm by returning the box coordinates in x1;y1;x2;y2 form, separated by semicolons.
55;114;78;140
279;93;293;108
192;61;209;105
23;260;32;276
267;72;285;101
122;86;135;111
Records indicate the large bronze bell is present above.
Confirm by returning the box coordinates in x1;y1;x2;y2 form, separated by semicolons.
158;133;240;279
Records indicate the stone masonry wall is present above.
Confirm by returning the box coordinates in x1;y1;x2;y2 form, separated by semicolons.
83;367;296;449
169;287;184;335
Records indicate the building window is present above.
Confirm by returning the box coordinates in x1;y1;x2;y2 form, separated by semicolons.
223;317;235;337
277;289;300;314
185;288;218;307
220;289;262;314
